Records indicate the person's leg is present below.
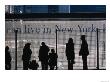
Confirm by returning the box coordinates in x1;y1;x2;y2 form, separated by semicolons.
23;61;25;70
23;61;28;70
9;63;11;70
41;61;45;70
82;56;85;70
53;66;55;70
5;63;11;70
50;65;53;70
27;60;30;69
45;60;48;70
55;61;58;70
5;64;8;70
68;60;71;70
52;66;54;70
82;56;88;70
70;60;73;70
84;56;88;69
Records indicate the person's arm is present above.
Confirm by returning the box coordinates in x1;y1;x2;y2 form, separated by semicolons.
47;46;50;52
56;53;58;58
65;43;68;56
79;44;82;56
38;47;41;61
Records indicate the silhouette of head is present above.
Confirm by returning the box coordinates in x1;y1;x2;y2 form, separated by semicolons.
51;49;55;53
27;43;31;45
5;46;9;51
32;60;36;64
81;35;85;40
25;43;31;48
68;38;73;43
41;42;45;46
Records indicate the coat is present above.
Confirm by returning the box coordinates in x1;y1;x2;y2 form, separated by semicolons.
48;53;58;66
22;47;32;61
66;43;75;60
79;40;89;56
39;45;49;61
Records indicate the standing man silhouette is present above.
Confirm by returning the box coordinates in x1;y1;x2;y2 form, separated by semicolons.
79;35;89;70
39;42;50;70
5;46;12;70
22;43;32;70
66;38;75;70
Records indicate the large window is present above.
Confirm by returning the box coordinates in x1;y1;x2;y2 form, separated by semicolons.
48;5;59;13
14;6;24;13
70;5;106;13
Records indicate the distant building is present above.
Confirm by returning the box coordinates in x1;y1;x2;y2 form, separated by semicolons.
5;5;14;13
5;5;105;14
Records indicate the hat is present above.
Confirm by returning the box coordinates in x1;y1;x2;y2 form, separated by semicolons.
5;46;9;50
26;43;31;46
81;35;85;39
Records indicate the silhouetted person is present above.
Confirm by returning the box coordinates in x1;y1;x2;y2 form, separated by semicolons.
22;43;32;70
79;35;89;70
5;46;12;70
66;38;75;70
39;42;49;70
48;49;58;70
29;60;39;70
